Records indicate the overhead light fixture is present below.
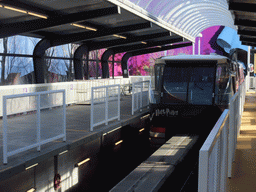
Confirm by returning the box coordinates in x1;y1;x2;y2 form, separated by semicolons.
141;41;147;44
28;12;47;19
0;4;48;19
26;163;38;170
2;5;27;13
71;23;97;31
113;34;127;39
76;158;90;167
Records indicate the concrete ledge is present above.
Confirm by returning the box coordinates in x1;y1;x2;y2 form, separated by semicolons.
110;135;198;192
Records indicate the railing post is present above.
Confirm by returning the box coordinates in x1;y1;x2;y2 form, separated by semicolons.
3;96;8;164
140;82;142;112
90;87;94;131
105;86;109;125
37;93;41;151
118;85;120;121
132;82;135;115
198;150;209;192
63;91;66;141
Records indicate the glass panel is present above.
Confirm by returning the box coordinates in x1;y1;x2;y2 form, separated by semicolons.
6;95;37;153
188;67;215;105
163;66;189;103
215;65;231;105
0;36;40;55
108;86;119;120
163;66;215;104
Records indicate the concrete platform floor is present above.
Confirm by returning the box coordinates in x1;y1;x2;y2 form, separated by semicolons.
227;91;256;191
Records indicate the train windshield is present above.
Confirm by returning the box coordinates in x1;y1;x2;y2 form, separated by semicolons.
162;66;215;105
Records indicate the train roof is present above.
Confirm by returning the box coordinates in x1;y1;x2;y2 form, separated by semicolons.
156;54;229;64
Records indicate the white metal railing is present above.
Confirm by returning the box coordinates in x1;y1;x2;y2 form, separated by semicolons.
249;76;256;89
0;76;150;117
132;80;150;115
198;110;229;192
198;82;246;192
90;84;120;131
2;90;66;164
228;81;246;176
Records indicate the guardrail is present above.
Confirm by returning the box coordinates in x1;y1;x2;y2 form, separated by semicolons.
90;84;120;131
0;76;150;117
228;81;245;176
249;76;256;89
132;80;150;115
2;90;66;164
198;82;246;191
198;109;229;192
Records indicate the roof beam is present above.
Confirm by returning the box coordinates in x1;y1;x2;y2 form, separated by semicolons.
242;41;256;46
111;37;184;53
0;6;120;38
238;29;256;37
240;36;256;44
130;42;192;56
86;32;172;50
229;2;256;13
50;22;152;46
120;42;192;78
0;0;53;16
235;19;256;27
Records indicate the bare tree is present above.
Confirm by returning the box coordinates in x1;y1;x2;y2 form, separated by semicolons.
1;37;8;85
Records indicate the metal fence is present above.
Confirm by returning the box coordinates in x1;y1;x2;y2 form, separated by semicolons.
90;84;120;131
2;90;66;164
132;80;150;115
198;82;246;192
228;81;245;177
198;110;229;192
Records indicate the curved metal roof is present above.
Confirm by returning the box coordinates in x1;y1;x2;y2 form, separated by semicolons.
108;0;236;42
0;0;237;48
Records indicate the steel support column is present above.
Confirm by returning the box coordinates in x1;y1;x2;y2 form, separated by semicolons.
74;44;89;80
101;49;115;78
121;53;132;78
33;39;52;84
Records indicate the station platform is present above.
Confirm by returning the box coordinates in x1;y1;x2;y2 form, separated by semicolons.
227;91;256;191
0;95;149;183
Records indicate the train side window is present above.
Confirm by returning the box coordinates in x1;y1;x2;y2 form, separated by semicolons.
215;64;230;105
155;65;164;91
188;67;215;105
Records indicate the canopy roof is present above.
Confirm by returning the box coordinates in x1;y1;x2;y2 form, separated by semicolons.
0;0;236;47
229;0;256;47
110;0;236;41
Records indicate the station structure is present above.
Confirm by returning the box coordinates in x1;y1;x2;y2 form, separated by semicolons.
0;0;256;191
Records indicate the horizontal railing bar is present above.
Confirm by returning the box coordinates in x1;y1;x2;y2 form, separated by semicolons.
3;89;65;99
200;109;229;153
40;134;65;145
7;143;41;156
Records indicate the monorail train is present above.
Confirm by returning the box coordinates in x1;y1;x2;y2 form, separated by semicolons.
149;54;245;145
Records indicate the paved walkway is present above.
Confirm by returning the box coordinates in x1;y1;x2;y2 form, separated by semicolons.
227;91;256;191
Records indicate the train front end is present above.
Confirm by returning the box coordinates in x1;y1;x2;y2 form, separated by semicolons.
149;55;233;146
